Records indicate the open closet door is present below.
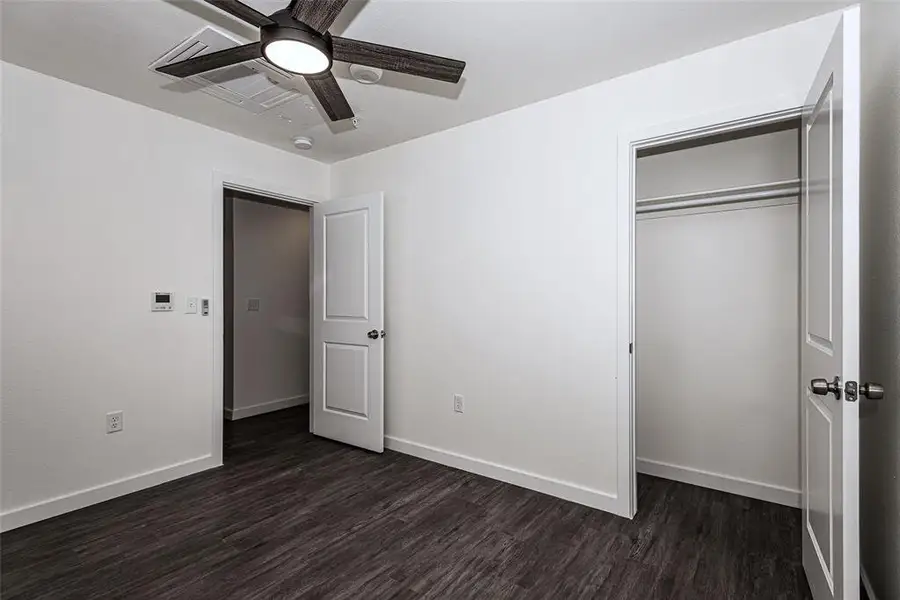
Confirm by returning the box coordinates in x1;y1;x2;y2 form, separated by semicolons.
311;192;384;452
800;7;861;600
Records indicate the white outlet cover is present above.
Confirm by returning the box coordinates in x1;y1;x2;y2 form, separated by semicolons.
453;394;464;413
186;297;198;314
106;411;123;433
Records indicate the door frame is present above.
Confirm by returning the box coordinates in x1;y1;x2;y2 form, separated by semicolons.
615;98;804;518
211;170;318;466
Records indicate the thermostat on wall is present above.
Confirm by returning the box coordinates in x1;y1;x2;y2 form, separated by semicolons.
151;291;174;312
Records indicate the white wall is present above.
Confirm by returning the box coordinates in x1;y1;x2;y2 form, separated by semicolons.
859;3;900;599
636;206;800;504
229;196;310;419
330;13;840;511
0;63;328;530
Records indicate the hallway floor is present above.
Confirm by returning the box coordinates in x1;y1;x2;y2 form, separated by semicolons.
2;408;811;599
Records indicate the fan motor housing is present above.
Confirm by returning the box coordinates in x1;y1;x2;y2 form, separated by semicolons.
260;10;333;75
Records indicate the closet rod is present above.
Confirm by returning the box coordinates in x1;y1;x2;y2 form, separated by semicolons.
636;179;801;215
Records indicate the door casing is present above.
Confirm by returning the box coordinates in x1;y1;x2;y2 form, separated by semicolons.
616;101;805;519
212;171;317;466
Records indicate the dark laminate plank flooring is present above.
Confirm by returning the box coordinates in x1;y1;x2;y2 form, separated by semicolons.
2;408;811;599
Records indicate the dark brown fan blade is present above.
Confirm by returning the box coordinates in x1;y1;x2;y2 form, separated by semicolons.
306;72;354;121
289;0;350;33
203;0;274;27
157;43;263;78
332;37;465;83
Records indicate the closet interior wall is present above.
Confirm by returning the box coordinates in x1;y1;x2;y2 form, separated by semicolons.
226;191;311;421
635;128;802;507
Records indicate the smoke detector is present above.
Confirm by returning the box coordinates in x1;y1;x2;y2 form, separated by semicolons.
292;135;314;151
349;64;383;85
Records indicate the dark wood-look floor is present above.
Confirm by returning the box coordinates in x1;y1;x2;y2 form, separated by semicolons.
2;408;812;599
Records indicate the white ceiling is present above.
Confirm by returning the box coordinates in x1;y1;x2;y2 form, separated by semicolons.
2;0;847;163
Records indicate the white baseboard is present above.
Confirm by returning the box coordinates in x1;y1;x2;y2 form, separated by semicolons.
0;455;220;532
224;394;308;420
384;436;623;516
861;565;879;600
636;458;800;508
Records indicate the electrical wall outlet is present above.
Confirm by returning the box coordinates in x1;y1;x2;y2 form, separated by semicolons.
247;298;261;312
453;394;464;413
106;411;123;433
186;297;198;314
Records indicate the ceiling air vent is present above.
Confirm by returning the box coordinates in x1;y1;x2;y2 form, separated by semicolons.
150;26;304;114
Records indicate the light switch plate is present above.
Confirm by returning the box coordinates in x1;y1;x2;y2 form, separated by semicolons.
247;298;260;312
186;297;198;314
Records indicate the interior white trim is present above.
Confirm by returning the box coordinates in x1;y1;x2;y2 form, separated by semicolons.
385;436;624;516
840;9;862;598
861;566;879;600
225;394;309;420
616;95;805;519
0;455;219;532
635;106;803;154
637;458;801;508
211;170;319;466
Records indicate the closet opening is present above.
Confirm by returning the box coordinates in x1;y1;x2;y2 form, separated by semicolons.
633;114;804;511
222;188;312;464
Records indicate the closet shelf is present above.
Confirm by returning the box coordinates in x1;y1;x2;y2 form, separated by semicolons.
636;179;801;214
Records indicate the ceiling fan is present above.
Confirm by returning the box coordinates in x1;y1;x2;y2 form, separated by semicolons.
157;0;466;122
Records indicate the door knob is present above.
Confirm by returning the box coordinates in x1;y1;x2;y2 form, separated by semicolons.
860;382;884;400
367;329;379;340
843;380;885;402
811;376;841;400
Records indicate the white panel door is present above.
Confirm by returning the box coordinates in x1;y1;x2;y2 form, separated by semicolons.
311;192;384;452
800;8;860;600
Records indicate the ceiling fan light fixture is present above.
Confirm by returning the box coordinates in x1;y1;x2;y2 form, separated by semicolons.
260;19;332;75
264;39;329;74
157;1;467;123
